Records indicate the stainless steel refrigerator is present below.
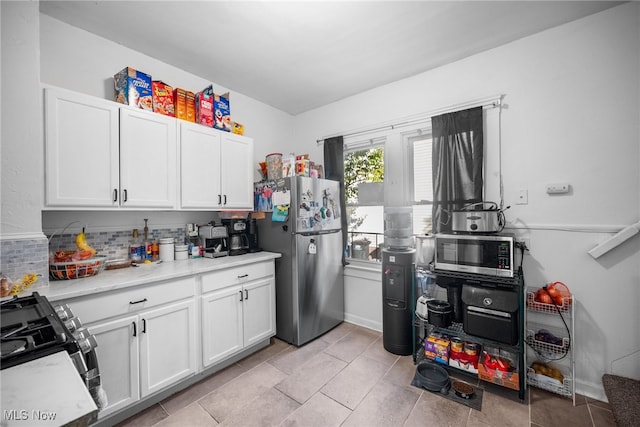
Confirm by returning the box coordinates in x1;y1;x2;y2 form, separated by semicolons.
257;176;344;346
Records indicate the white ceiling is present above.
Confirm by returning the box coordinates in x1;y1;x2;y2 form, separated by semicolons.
39;1;622;115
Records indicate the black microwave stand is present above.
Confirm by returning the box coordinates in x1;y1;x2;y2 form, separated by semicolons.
412;270;526;401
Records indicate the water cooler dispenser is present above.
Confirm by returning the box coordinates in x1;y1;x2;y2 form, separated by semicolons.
382;207;415;355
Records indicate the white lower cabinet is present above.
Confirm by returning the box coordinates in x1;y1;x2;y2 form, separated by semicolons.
60;259;277;421
201;262;276;368
88;299;196;418
89;315;139;417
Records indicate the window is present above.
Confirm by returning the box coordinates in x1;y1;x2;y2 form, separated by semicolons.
343;129;435;263
409;134;434;236
344;143;384;262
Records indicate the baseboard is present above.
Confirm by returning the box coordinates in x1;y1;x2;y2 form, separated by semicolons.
344;313;382;332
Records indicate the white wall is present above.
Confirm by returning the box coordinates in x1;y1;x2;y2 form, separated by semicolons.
1;2;44;238
295;3;640;401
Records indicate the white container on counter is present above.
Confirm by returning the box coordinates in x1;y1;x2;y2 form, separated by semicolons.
159;238;175;262
175;244;188;260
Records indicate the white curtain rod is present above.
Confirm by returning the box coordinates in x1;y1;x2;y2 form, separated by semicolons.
316;94;504;144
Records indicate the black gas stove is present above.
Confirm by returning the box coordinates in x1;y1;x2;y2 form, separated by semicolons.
1;292;104;409
1;292;80;368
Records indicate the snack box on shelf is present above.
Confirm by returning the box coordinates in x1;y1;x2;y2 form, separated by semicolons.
174;88;187;120
424;333;450;365
152;81;175;117
232;122;245;135
196;85;214;127
114;67;152;111
478;347;520;391
214;92;231;131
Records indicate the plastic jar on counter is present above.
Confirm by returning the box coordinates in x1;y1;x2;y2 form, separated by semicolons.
174;244;189;261
159;238;175;262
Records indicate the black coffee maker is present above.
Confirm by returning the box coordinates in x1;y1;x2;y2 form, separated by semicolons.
222;218;249;256
247;217;261;253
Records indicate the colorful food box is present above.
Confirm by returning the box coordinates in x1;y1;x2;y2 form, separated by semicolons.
174;88;187;120
185;90;196;123
214;92;231;132
152;81;175;117
424;334;450;365
232;122;245;135
195;86;213;126
449;349;480;374
478;348;520;391
114;67;153;111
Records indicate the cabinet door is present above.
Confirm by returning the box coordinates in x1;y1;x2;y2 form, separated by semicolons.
88;315;139;418
119;108;177;208
201;285;244;367
179;122;222;209
44;87;119;207
220;133;254;209
243;278;276;347
139;299;196;397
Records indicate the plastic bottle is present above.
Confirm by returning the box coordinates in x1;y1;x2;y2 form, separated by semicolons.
130;229;143;263
143;219;152;260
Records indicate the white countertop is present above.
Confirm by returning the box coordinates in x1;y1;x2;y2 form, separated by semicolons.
0;351;98;427
29;252;281;302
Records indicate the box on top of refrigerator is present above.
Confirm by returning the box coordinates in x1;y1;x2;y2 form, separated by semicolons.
152;81;175;117
214;92;231;132
195;85;213;126
114;67;152;111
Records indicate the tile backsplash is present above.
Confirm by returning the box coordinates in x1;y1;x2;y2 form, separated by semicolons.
1;237;49;283
48;227;187;261
1;227;189;287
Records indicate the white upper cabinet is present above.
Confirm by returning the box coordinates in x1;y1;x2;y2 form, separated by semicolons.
119;108;177;208
220;132;254;209
179;121;253;210
45;87;120;207
45;86;251;211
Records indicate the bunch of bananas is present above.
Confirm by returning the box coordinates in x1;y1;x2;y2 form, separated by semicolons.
1;273;39;297
76;228;97;255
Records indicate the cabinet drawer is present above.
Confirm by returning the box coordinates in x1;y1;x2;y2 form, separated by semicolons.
63;276;196;325
202;261;273;294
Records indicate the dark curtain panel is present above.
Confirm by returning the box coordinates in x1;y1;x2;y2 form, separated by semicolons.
323;136;348;265
431;107;484;233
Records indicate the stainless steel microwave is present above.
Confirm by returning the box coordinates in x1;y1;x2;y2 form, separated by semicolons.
434;233;514;278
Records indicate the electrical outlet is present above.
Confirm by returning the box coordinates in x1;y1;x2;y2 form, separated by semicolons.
517;189;528;205
546;183;570;194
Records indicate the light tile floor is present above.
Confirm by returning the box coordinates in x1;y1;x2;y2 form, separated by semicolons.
116;323;615;427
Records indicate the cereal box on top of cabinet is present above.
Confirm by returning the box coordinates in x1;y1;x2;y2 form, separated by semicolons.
195;85;214;127
186;90;196;123
114;67;152;111
214;92;231;132
174;88;187;120
152;81;175;117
